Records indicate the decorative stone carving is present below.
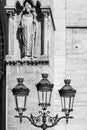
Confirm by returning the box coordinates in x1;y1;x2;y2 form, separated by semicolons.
5;0;55;61
16;0;37;59
6;59;49;66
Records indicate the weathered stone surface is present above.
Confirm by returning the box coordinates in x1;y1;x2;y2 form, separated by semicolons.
66;3;87;128
6;0;87;130
66;0;87;26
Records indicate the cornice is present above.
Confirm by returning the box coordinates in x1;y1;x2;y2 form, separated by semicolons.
6;59;49;66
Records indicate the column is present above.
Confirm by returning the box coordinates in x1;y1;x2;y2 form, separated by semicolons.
5;7;15;56
43;12;49;56
9;12;13;55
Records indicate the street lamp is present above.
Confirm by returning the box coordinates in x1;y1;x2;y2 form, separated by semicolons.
12;74;76;130
58;79;76;123
36;73;54;111
12;78;30;122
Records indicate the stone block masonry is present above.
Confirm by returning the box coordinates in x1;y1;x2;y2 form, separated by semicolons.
6;60;54;130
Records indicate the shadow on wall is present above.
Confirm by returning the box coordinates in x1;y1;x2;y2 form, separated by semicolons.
0;1;8;130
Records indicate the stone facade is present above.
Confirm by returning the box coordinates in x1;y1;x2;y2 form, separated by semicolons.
54;0;87;130
5;0;55;130
2;0;87;130
66;1;87;130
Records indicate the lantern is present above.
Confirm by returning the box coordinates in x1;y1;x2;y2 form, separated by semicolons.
12;78;30;115
58;79;76;115
36;73;54;110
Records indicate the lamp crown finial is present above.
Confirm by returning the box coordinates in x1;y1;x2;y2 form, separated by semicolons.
64;79;71;85
17;78;24;84
42;73;48;79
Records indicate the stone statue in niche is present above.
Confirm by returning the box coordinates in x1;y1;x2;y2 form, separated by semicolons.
16;0;37;59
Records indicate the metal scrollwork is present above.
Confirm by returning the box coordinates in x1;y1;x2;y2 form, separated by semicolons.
48;114;58;124
15;110;73;130
30;112;42;124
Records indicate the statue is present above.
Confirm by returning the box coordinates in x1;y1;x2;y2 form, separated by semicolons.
17;0;37;59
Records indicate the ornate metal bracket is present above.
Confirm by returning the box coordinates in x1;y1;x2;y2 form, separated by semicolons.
15;111;73;130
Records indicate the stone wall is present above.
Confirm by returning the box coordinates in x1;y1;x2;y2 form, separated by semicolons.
65;29;87;130
53;0;87;130
66;0;87;26
5;1;55;130
66;0;87;130
6;61;50;130
53;0;66;129
5;0;87;130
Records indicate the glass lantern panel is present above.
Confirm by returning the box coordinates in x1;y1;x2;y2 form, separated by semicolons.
61;97;64;110
24;96;27;108
65;97;70;110
38;91;51;106
42;91;51;106
15;95;18;108
42;91;45;104
37;91;42;105
47;91;52;105
17;95;25;109
70;96;74;110
37;91;40;105
38;91;46;105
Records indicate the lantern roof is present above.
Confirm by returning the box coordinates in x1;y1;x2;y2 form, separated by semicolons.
36;73;54;91
59;79;76;97
12;78;30;96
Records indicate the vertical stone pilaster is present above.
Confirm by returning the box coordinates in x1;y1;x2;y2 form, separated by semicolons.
43;12;48;56
9;13;13;55
47;15;50;57
42;8;52;58
5;7;15;58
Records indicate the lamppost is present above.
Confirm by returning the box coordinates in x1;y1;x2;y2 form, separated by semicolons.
12;73;76;130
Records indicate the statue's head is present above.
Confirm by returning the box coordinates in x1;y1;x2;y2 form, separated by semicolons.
23;0;33;7
23;0;34;13
23;0;34;12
